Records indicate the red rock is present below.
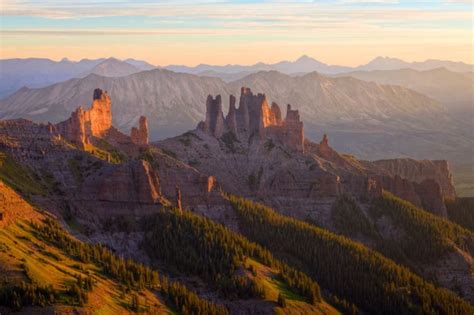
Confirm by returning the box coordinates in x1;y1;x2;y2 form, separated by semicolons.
199;87;305;152
55;88;112;148
131;116;149;146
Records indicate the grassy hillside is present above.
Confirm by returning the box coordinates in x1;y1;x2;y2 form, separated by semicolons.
226;194;474;315
0;182;226;314
0;151;47;197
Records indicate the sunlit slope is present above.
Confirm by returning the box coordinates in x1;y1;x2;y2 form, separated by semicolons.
226;194;474;315
0;182;170;314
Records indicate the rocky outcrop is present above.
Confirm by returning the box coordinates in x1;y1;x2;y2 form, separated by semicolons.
56;89;152;156
131;116;149;146
281;105;304;152
56;88;112;148
199;87;304;152
80;160;162;205
204;95;226;137
366;174;447;217
317;134;331;158
414;179;448;217
373;158;456;199
88;89;112;137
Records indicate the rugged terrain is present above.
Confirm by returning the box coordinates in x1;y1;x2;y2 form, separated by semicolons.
1;68;472;166
159;87;474;300
0;87;473;313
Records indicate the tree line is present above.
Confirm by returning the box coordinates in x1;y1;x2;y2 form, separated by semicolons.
142;208;321;305
226;194;474;315
26;218;228;314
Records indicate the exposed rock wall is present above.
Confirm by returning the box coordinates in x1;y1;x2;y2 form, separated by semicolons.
414;179;448;217
199;87;304;152
373;158;456;199
80;160;162;204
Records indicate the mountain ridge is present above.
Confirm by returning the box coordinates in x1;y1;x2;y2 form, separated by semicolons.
1;68;472;164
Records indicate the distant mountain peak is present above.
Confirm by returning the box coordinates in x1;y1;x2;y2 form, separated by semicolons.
296;55;312;61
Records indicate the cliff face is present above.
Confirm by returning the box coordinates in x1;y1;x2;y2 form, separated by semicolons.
373;158;456;199
199;87;304;152
80;160;162;205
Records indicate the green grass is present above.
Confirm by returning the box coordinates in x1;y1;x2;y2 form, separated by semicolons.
245;258;338;315
0;219;171;314
0;151;46;196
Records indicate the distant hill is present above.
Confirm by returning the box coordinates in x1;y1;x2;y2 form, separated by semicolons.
356;56;473;73
167;55;473;76
0;57;155;99
334;68;474;119
79;58;143;78
166;55;352;75
2;55;471;99
124;58;156;71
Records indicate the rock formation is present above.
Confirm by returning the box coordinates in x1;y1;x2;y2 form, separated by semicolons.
414;179;448;217
199;87;304;152
373;158;456;200
56;88;112;148
88;89;112;137
79;159;162;205
131;116;149;146
204;95;226;137
55;88;152;156
282;105;304;152
175;186;183;213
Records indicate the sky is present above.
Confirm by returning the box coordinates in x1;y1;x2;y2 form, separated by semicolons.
0;0;473;66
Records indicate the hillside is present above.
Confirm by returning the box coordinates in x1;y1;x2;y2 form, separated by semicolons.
0;58;154;99
0;182;224;314
336;68;474;119
226;194;474;315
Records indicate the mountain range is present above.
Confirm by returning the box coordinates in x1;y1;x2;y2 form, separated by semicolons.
0;57;156;98
1;68;472;165
0;86;473;313
166;55;473;75
1;55;471;99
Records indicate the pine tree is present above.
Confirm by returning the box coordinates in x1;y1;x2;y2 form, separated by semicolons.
277;293;286;308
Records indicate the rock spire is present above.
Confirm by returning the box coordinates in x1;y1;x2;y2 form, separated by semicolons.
199;87;305;152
